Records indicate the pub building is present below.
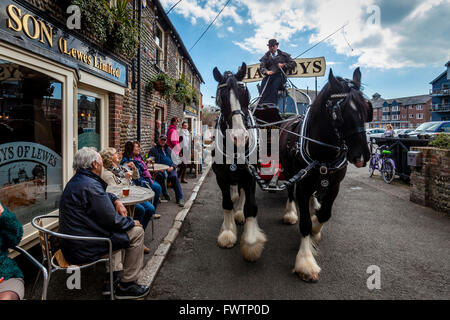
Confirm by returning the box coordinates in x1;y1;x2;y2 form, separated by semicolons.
0;0;204;249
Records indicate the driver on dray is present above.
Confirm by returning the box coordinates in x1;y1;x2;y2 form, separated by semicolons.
258;39;296;107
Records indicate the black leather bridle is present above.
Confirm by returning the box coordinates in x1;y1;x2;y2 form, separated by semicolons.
216;81;251;131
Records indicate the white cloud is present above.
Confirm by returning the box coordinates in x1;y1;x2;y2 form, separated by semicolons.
227;26;234;32
160;0;243;26
161;0;450;70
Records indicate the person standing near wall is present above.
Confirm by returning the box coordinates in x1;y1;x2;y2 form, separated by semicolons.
178;121;190;183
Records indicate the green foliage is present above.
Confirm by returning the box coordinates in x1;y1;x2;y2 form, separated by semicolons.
103;0;139;58
174;76;191;104
71;0;139;58
429;133;450;149
146;73;175;99
72;0;112;44
192;90;199;106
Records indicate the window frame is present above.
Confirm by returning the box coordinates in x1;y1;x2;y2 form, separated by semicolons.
154;23;165;71
76;88;108;152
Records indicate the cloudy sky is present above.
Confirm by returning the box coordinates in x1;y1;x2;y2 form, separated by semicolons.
159;0;450;107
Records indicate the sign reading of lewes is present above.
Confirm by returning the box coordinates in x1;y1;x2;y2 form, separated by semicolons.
0;3;127;87
243;57;326;83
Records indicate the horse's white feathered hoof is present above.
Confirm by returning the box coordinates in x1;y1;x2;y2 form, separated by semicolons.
218;229;237;248
293;236;321;283
234;210;245;225
240;217;267;262
283;200;298;225
218;209;237;248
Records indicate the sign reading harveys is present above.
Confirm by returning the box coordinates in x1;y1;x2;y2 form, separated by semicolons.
243;57;326;83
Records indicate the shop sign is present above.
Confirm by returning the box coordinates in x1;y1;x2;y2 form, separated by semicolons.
0;1;128;87
243;57;326;83
185;105;198;116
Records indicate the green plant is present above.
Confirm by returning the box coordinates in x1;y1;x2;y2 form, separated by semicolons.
192;90;199;106
72;0;112;44
174;76;190;104
429;133;450;149
71;0;139;58
147;73;175;99
103;0;140;58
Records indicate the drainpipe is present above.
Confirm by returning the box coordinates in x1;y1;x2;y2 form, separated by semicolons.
131;0;136;90
137;0;142;141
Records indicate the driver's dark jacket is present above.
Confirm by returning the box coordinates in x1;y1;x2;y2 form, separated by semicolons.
259;49;296;76
58;169;135;264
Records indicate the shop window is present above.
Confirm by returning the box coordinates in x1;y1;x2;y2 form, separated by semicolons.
77;94;101;151
0;59;63;224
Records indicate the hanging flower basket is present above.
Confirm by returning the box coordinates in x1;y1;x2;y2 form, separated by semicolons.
154;80;165;92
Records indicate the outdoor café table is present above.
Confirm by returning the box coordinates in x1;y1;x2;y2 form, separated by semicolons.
147;163;170;173
106;185;154;218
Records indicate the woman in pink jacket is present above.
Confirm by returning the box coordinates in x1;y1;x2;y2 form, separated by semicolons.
167;117;181;156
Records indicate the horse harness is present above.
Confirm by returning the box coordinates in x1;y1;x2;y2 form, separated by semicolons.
252;91;363;191
214;80;364;193
216;80;250;130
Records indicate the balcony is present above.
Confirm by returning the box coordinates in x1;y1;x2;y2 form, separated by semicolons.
430;88;450;96
431;104;450;112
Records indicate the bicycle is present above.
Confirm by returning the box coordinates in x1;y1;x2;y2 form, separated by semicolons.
368;145;396;184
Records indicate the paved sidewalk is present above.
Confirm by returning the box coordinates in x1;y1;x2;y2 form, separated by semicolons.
24;168;207;300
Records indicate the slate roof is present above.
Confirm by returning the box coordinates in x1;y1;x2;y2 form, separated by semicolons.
370;94;431;109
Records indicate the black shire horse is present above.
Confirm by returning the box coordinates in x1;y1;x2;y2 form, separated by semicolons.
212;63;267;261
279;68;373;282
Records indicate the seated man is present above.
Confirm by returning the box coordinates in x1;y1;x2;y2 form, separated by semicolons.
149;135;185;207
58;147;149;299
258;39;296;107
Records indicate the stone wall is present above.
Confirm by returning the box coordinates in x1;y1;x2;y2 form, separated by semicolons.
410;147;450;214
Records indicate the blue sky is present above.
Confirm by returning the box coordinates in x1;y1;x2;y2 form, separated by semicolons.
159;0;450;107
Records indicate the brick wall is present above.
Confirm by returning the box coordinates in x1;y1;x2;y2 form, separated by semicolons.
410;147;450;214
22;0;202;155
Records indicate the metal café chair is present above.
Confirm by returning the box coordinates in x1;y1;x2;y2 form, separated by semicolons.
31;215;115;300
141;181;156;241
12;246;48;300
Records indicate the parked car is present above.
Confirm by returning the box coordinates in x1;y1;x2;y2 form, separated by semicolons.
395;129;413;137
406;121;450;139
366;128;386;142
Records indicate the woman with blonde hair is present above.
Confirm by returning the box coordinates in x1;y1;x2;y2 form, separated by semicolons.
100;147;158;255
383;124;394;137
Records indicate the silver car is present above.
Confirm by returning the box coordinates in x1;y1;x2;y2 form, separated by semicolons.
366;128;386;143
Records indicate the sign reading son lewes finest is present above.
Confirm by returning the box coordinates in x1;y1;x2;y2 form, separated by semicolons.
243;57;326;83
0;2;127;87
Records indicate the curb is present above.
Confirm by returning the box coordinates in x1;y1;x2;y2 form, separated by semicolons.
138;165;212;288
